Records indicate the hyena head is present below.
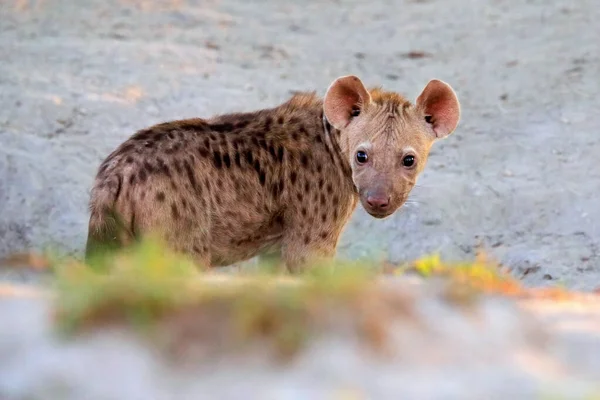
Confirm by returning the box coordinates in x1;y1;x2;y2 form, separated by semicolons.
323;75;460;218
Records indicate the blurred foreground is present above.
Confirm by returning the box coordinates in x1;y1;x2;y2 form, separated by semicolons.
1;241;600;399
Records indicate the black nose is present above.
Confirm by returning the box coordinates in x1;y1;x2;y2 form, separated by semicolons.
366;194;390;210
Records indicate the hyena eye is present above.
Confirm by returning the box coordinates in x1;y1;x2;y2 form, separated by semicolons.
425;115;433;124
351;106;361;117
402;155;415;168
356;150;368;164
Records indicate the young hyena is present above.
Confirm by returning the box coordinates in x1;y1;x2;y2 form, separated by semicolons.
86;75;460;272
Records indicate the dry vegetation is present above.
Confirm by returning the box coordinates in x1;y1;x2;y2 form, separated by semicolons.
2;230;591;365
0;235;559;364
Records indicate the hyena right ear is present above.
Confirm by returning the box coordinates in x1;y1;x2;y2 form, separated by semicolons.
323;75;372;129
416;79;461;139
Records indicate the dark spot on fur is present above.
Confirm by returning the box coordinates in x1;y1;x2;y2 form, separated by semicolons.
183;160;199;193
321;213;327;223
193;245;201;253
138;169;147;183
277;146;284;163
129;175;136;185
300;153;309;167
235;120;250;130
143;161;155;175
211;123;233;133
320;193;326;205
268;145;276;159
174;160;183;175
301;207;307;217
167;131;176;140
130;212;137;237
275;214;284;225
203;138;210;149
334;209;339;219
271;183;279;198
318;178;324;188
333;195;340;206
304;181;310;192
213;151;223;169
223;153;231;168
198;146;209;158
258;139;267;150
259;171;266;186
316;164;322;174
264;116;273;131
245;150;254;165
253;160;262;178
209;134;217;141
278;179;284;193
319;231;328;239
181;198;188;209
291;132;299;141
125;156;134;164
156;192;165;202
315;135;322;143
303;235;310;245
296;192;303;202
277;116;284;124
118;143;135;155
171;203;180;220
290;171;297;185
251;137;259;147
327;183;333;194
114;174;123;201
164;146;177;155
215;194;222;206
234;152;241;167
156;158;171;177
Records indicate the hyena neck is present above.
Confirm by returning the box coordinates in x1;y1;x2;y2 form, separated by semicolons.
320;110;356;195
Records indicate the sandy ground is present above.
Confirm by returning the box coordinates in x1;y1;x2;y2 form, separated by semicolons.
2;1;600;397
1;0;600;289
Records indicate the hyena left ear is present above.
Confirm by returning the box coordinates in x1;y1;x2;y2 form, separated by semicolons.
416;79;461;139
323;75;372;129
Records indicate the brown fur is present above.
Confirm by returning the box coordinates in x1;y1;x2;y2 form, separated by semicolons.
85;75;460;272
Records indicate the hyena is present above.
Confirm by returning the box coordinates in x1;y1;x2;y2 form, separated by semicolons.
86;75;460;272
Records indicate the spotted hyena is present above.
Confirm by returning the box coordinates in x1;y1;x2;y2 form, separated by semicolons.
86;75;460;272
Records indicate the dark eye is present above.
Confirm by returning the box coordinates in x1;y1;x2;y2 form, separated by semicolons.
402;155;415;167
351;106;361;117
356;150;368;164
425;115;433;124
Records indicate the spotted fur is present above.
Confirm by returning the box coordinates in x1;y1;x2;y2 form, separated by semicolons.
85;75;460;272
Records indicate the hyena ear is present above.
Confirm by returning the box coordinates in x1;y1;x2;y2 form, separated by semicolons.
416;79;461;139
323;75;372;129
